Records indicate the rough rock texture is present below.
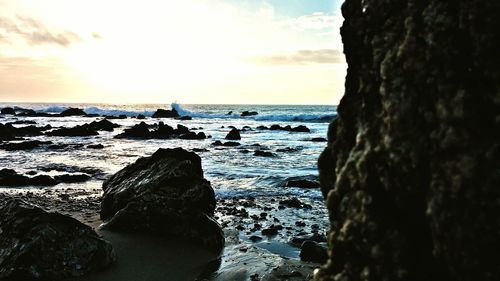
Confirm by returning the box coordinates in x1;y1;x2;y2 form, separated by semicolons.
100;148;224;253
0;198;115;281
316;1;500;281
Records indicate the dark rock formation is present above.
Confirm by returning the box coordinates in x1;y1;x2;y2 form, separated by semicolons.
0;124;52;140
45;120;117;137
88;119;120;131
254;150;275;157
279;197;311;209
0;169;58;186
152;108;179;118
261;227;278;236
179;131;206;140
178;116;192;120
310;137;326;142
87;144;105;149
0;140;52;151
46;124;99;137
0;124;16;140
100;148;224;253
316;1;500;281
276;147;302;153
212;141;240;147
241;111;258;117
60;107;87;116
115;121;150;138
284;175;320;189
0;198;115;280
115;122;205;140
1;107;15;115
300;241;327;264
289;234;327;248
15;110;54;117
54;174;91;183
225;128;241;140
257;124;310;133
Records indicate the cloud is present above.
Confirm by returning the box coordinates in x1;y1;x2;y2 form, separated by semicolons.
0;16;81;47
249;49;345;65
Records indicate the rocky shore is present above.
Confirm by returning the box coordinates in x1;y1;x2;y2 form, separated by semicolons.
0;105;328;280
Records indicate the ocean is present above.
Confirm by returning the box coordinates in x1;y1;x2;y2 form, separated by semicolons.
0;102;335;265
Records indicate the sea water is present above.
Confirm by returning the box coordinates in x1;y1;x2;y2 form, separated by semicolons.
0;103;336;262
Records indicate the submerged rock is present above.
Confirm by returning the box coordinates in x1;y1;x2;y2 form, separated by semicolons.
225;128;241;140
100;148;224;253
0;198;115;280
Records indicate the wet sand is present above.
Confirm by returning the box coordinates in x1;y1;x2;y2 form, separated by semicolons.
69;230;220;281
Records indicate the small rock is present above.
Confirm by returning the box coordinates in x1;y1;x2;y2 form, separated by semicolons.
241;111;258;117
254;150;275;157
87;144;104;149
262;227;279;236
225;128;241;140
249;235;263;242
300;241;328;263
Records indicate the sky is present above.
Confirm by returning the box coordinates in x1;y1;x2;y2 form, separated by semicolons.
0;0;346;105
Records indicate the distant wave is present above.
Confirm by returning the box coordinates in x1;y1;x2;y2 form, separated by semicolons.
29;103;335;122
84;106;154;117
32;106;68;113
172;103;336;123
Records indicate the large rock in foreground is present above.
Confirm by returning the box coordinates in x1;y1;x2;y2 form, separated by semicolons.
100;148;224;253
0;198;115;281
316;1;500;281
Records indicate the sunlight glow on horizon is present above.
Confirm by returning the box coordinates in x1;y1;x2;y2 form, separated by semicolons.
0;0;346;105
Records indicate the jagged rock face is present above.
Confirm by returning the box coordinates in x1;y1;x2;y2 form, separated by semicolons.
316;1;500;281
0;199;115;281
100;148;224;253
